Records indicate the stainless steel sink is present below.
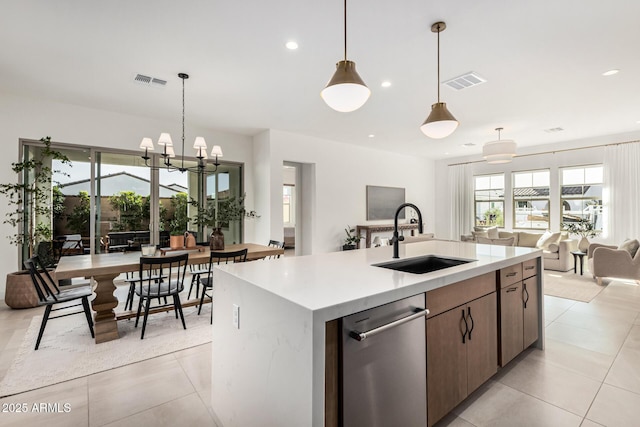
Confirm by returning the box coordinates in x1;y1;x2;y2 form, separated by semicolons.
373;255;474;274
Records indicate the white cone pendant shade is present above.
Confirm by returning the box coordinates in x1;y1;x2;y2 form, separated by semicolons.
420;102;459;139
157;132;173;146
483;128;517;164
321;60;371;112
139;137;154;150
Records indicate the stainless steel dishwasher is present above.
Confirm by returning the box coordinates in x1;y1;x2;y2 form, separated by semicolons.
342;293;428;426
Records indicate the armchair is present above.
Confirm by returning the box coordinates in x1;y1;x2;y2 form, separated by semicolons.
588;241;640;285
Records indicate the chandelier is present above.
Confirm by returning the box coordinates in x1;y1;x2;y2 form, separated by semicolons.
140;73;223;173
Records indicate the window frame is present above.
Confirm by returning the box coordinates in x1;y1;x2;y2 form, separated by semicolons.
473;173;505;228
512;169;551;230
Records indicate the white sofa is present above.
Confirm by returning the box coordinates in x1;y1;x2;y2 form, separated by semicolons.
461;228;577;271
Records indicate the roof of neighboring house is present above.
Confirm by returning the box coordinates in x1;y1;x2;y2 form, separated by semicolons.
58;172;185;197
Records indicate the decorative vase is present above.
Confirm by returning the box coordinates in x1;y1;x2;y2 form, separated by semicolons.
5;271;39;309
578;236;590;252
169;235;184;250
210;228;225;250
185;232;196;248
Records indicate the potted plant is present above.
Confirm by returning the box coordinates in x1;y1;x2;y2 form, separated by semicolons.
0;136;70;308
166;193;194;249
342;226;362;251
194;194;259;250
561;220;601;252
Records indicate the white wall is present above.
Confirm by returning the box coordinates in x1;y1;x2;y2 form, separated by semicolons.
0;92;254;297
433;131;640;242
255;129;435;254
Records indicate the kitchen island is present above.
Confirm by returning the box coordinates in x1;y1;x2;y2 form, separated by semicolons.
210;240;543;427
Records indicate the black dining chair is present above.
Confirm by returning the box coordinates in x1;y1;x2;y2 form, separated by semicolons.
23;257;95;350
267;239;285;259
198;249;248;323
134;253;189;339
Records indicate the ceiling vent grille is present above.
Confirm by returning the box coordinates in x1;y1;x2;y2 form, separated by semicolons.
544;127;564;133
134;74;167;87
443;72;486;91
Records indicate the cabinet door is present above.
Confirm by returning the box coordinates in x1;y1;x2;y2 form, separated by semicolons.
466;293;498;394
427;308;467;427
522;277;539;349
500;283;524;366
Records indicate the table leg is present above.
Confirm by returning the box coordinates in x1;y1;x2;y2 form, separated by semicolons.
579;255;584;276
91;272;120;343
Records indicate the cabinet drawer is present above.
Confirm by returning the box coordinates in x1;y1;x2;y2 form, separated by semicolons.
499;264;522;288
522;258;538;279
427;272;496;317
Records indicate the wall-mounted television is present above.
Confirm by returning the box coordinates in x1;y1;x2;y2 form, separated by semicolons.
366;186;405;220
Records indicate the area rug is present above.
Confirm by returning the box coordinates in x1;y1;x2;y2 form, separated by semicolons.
543;269;607;302
0;306;211;397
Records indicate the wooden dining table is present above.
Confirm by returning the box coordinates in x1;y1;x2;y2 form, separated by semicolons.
55;243;284;344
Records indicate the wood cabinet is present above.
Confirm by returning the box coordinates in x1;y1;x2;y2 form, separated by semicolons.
426;273;497;426
499;258;540;366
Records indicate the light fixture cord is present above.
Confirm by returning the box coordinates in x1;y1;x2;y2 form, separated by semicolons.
436;25;440;102
181;75;186;170
343;0;347;61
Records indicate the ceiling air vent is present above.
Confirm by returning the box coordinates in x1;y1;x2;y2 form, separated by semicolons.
544;127;564;133
443;72;486;91
133;74;167;87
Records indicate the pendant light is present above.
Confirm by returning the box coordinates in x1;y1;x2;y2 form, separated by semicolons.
321;0;370;112
139;73;223;173
483;127;517;164
420;21;458;139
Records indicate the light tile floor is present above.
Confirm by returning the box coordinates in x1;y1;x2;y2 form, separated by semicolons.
1;273;639;426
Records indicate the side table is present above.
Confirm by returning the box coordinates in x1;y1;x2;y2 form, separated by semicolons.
571;250;587;275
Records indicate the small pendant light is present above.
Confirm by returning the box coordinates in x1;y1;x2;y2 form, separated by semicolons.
483;127;517;164
420;22;459;139
321;0;371;112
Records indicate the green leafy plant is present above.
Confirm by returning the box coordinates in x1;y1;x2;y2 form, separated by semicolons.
343;226;362;246
109;191;145;231
193;194;259;229
561;220;601;238
67;191;90;235
168;193;197;235
0;136;70;259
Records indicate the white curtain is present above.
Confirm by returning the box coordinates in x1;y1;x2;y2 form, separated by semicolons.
603;142;640;243
449;163;474;240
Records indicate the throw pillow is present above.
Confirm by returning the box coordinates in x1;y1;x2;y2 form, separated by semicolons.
536;231;561;250
476;236;515;246
498;231;519;246
547;243;559;253
618;239;640;258
472;230;489;240
518;232;542;248
487;227;499;239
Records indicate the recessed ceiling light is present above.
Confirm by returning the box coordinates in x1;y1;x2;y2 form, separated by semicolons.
368;134;375;138
285;41;298;50
462;143;475;147
602;69;619;76
444;152;450;155
381;81;391;88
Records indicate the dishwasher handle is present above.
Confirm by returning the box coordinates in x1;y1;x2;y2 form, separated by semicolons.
349;308;430;341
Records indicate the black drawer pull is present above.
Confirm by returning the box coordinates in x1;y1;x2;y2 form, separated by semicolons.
506;272;517;277
525;266;535;270
506;287;518;292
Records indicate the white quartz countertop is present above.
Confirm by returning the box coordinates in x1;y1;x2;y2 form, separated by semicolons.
216;240;541;320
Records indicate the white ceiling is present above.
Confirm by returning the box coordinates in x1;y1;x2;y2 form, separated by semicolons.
2;1;640;159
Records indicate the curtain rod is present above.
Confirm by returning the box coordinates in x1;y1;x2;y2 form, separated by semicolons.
447;138;640;167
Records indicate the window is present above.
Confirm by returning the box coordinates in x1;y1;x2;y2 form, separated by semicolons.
283;185;294;225
513;170;550;229
474;174;504;227
560;165;603;230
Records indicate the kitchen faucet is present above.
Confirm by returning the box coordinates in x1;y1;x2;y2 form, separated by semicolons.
390;203;424;258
